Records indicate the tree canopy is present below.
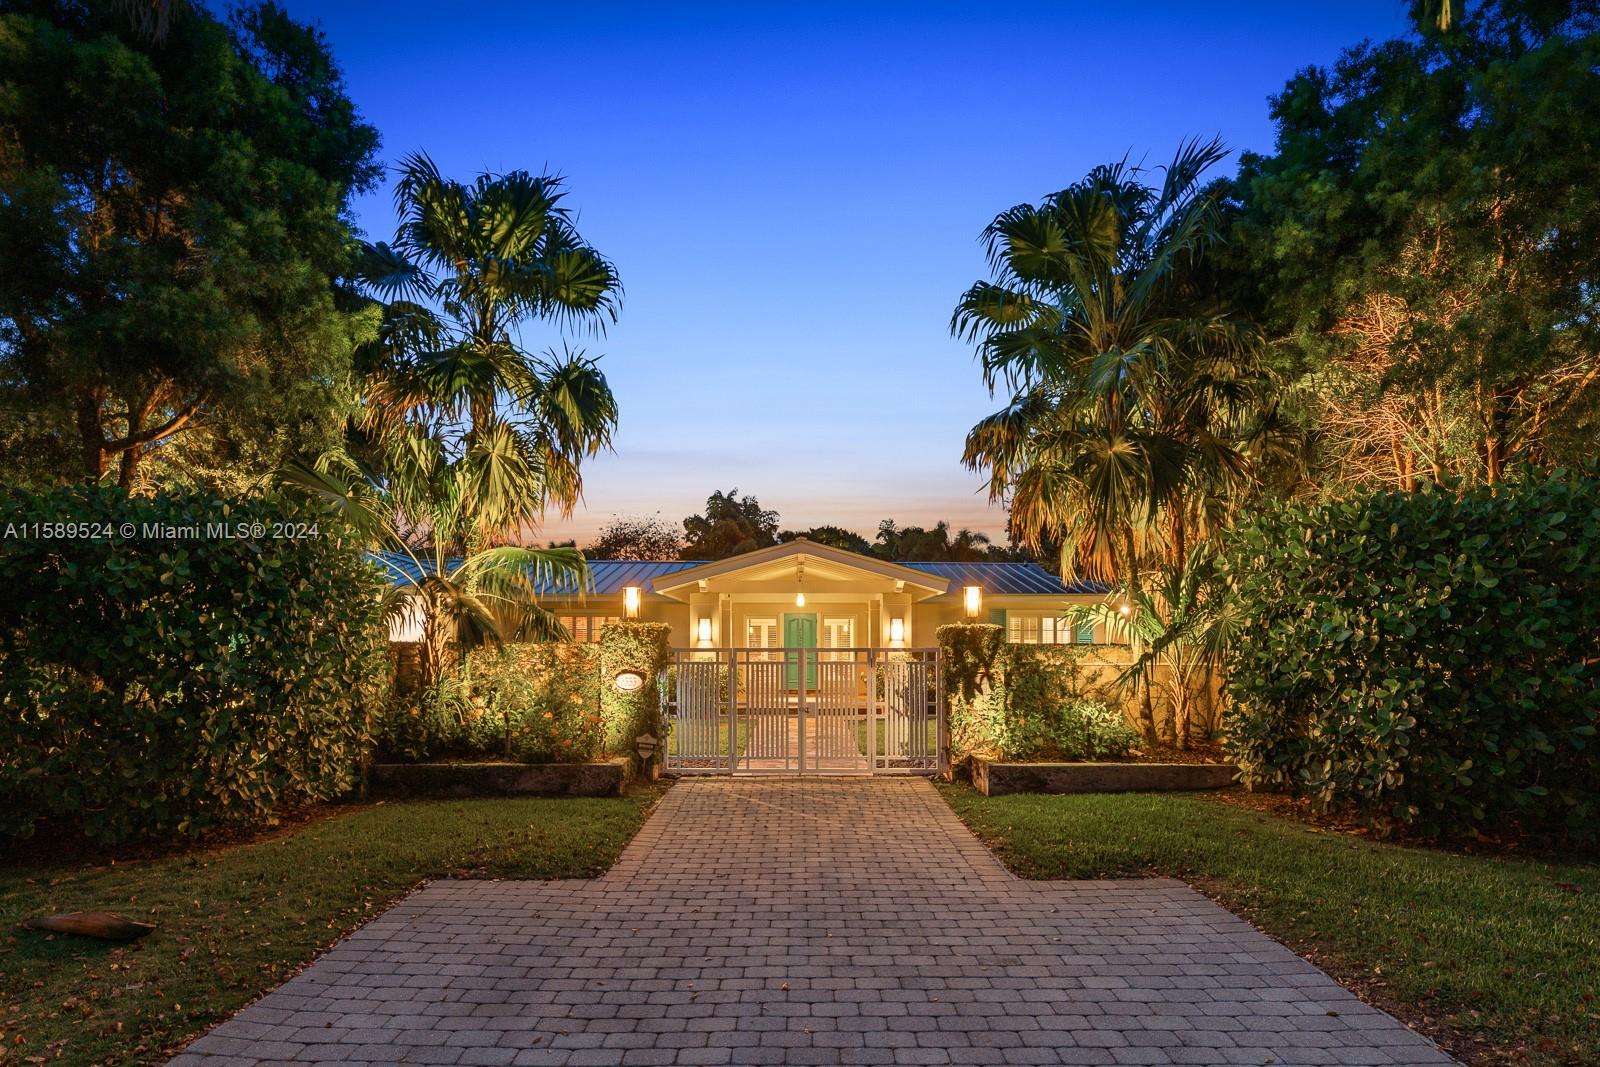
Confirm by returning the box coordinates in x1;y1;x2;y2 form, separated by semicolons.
681;489;780;560
1231;0;1600;488
0;0;380;488
587;514;683;560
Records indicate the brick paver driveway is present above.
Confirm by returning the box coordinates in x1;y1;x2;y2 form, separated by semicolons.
172;779;1455;1066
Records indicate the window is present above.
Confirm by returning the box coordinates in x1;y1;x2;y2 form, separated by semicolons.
1006;613;1093;645
746;617;780;660
557;614;621;643
821;617;854;661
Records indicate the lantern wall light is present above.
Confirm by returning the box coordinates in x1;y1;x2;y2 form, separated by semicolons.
890;617;905;645
963;585;983;619
697;617;712;644
623;586;641;618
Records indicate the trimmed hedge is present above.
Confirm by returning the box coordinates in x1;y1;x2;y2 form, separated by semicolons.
598;621;672;757
0;485;388;843
938;624;1130;760
1221;472;1600;840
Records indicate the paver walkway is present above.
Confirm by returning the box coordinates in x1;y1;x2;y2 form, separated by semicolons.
171;779;1456;1066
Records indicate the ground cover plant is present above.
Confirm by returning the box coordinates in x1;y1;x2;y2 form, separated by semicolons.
0;791;662;1066
939;785;1600;1066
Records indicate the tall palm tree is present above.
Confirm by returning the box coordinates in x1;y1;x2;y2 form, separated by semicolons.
353;153;621;539
953;139;1287;583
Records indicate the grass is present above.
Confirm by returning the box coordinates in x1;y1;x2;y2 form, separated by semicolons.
0;791;663;1067
937;785;1600;1066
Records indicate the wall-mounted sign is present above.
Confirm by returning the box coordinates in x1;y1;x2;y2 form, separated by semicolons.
613;671;645;693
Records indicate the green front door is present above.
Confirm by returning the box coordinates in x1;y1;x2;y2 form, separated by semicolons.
783;613;817;689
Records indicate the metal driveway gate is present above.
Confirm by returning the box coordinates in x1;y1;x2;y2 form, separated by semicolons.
661;648;946;776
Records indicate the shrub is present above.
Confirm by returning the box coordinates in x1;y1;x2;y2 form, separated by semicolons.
939;625;1130;760
0;485;387;843
1221;471;1600;840
598;621;672;756
1003;698;1139;761
374;644;604;763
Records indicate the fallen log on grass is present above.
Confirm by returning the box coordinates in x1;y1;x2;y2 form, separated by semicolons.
21;911;155;941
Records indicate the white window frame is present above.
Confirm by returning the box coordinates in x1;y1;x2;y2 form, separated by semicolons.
558;614;621;643
820;616;854;661
1006;612;1093;645
746;616;780;661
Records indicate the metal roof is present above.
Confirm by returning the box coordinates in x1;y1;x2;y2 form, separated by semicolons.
371;553;704;596
898;562;1107;596
374;551;1100;597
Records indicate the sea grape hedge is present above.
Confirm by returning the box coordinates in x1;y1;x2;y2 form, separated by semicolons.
1221;472;1600;840
0;485;388;843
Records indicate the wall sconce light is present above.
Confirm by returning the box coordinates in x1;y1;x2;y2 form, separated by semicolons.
963;585;983;619
1118;602;1132;617
697;617;712;645
890;618;905;645
623;586;641;618
794;560;806;608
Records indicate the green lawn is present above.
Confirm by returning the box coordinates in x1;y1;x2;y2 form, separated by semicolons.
0;791;662;1067
937;785;1600;1066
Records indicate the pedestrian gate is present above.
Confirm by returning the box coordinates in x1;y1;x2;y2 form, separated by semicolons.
660;648;946;775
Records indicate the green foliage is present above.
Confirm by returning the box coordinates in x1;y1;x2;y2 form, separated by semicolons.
936;623;1004;703
1231;1;1600;486
953;139;1296;581
939;627;1128;760
347;153;621;537
0;485;388;843
681;488;778;559
1221;470;1600;840
598;621;673;755
0;1;380;488
999;698;1139;761
375;644;604;763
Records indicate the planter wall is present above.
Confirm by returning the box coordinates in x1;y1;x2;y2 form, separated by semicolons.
972;758;1237;797
369;757;631;798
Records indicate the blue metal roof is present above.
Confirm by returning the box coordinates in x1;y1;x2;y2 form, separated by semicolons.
899;562;1107;596
374;551;1099;597
371;552;705;596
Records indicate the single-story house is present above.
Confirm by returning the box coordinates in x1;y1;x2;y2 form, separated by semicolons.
528;538;1110;652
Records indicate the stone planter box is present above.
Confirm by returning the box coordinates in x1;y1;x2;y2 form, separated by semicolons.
971;758;1237;797
369;757;631;798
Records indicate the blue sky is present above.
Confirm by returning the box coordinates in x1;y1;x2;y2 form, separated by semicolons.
293;1;1408;545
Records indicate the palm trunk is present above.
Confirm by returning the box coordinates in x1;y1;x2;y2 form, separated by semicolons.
1126;532;1158;746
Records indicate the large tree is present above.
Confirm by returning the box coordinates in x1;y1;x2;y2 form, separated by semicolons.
681;489;778;560
873;519;996;562
954;140;1294;582
1232;0;1600;488
587;514;682;560
0;1;380;488
350;153;620;540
